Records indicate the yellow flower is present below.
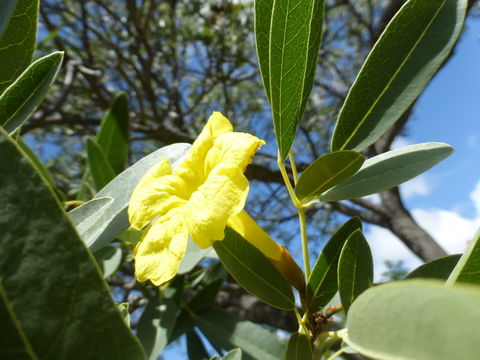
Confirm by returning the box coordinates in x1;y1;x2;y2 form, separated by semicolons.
128;111;286;285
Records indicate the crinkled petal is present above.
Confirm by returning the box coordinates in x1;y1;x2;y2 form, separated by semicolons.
227;210;282;261
205;132;265;175
133;208;188;285
128;157;189;229
179;112;233;182
185;167;249;248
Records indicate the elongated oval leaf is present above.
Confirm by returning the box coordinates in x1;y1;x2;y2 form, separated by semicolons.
213;227;295;310
86;138;116;191
295;151;364;202
318;143;453;202
0;128;146;359
338;229;373;314
346;280;480;360
0;0;17;41
331;0;467;152
0;52;63;133
0;0;38;95
193;307;285;360
308;217;362;311
447;228;480;285
94;245;123;278
256;0;325;158
97;92;129;173
137;291;178;360
69;196;114;240
284;333;312;360
69;143;190;251
406;254;461;280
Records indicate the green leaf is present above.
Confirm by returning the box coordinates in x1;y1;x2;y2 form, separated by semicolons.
0;0;38;95
338;229;373;314
213;227;295;311
68;196;114;243
318;143;453;202
223;349;242;360
0;52;63;133
447;228;480;285
187;330;210;360
94;245;123;279
284;333;312;360
308;217;362;311
86;138;116;191
295;151;365;202
70;143;190;251
97;92;130;173
0;0;17;41
256;0;326;158
331;0;467;152
0;127;146;359
137;290;178;360
346;280;480;360
406;254;461;280
193;307;285;360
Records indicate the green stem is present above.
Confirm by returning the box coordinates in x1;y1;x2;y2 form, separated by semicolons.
298;205;310;279
277;151;310;282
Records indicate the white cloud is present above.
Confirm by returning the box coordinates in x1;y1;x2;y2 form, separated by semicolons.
366;179;480;281
391;136;412;150
400;175;431;199
470;181;480;216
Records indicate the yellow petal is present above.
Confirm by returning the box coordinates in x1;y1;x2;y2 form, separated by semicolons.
204;132;265;175
179;112;233;182
227;210;283;261
133;208;188;285
128;157;188;229
185;167;249;248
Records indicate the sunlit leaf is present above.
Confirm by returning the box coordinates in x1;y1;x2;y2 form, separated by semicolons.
338;229;373;314
213;227;295;311
256;0;326;158
284;333;312;360
295;151;364;202
346;280;480;359
0;0;38;95
318;143;453;202
308;217;362;311
447;228;480;285
331;0;467;151
406;254;461;280
0;52;63;133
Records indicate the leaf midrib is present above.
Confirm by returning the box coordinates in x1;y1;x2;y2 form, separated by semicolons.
216;241;293;307
338;0;447;150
